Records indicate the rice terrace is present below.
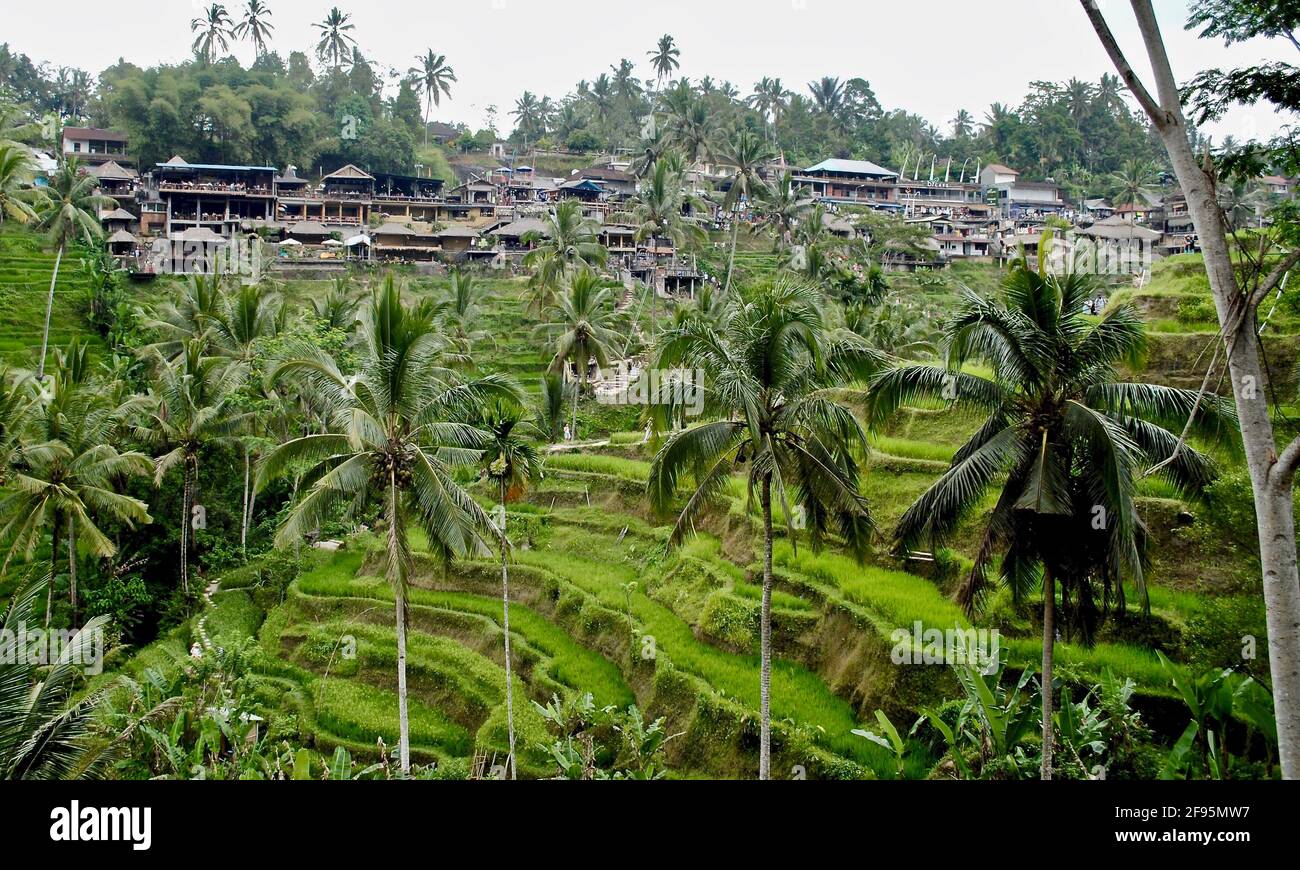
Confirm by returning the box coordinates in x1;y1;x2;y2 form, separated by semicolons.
1;0;1299;821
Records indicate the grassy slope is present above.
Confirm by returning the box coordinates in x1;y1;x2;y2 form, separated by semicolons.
84;253;1277;777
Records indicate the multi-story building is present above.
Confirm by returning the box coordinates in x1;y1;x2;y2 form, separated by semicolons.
63;127;131;167
152;157;277;240
796;159;901;210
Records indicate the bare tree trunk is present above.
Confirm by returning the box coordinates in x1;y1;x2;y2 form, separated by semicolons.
46;510;59;628
68;520;77;624
501;480;517;781
725;205;740;295
240;445;251;554
1082;0;1300;779
759;475;774;781
1041;568;1055;781
37;242;64;381
180;462;191;595
388;474;411;776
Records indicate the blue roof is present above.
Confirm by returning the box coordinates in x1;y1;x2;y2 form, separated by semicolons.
156;162;277;172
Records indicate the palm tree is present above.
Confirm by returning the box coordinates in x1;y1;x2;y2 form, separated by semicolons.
718;130;774;294
311;277;361;331
755;170;814;251
647;34;681;88
479;402;543;780
1109;159;1159;211
951;109;975;138
0;368;34;481
747;77;790;140
536;268;622;441
210;282;282;553
0;577;117;779
620;158;707;333
865;260;1232;780
142;273;227;360
191;4;235;64
535;371;569;444
668;98;714;165
260;277;516;775
33;159;114;380
648;282;878;779
233;0;275;57
808;76;846;116
410;51;457;148
315;7;358;70
435;269;491;359
511;92;543;147
0;342;152;621
0;143;44;227
522;201;608;312
139;341;248;595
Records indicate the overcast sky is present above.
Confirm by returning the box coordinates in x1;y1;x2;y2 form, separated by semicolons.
10;0;1295;142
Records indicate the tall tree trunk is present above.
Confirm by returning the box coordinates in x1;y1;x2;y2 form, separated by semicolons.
37;242;64;380
68;519;77;624
1041;567;1055;781
725;204;740;295
46;510;59;628
180;462;191;595
389;473;411;776
1082;0;1300;779
759;475;774;781
240;445;251;554
500;480;517;780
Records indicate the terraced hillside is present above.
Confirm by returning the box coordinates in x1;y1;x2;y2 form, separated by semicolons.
0;229;102;368
67;257;1275;778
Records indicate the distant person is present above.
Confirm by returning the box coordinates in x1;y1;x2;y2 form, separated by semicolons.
563;424;572;443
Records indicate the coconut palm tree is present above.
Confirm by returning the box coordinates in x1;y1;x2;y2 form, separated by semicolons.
951;109;975;139
33;159;114;380
142;273;228;360
755;170;814;251
315;7;358;70
808;76;846;116
747;77;790;139
191;4;235;64
233;0;276;57
311;277;361;332
647;34;681;88
0;577;117;779
522;201;608;313
478;402;543;780
511;92;544;147
648;282;878;779
864;258;1232;780
259;276;517;774
1109;158;1160;211
410;51;457;148
0;342;152;621
0;368;34;482
138;341;248;595
0;143;44;227
620;158;707;333
535;268;622;441
435;269;491;359
535;371;569;445
668;98;715;166
718;129;774;294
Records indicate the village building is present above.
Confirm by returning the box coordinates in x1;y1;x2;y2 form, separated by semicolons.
63;127;131;167
153;157;277;241
796;158;901;209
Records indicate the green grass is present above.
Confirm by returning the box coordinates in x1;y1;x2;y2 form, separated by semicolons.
513;544;874;762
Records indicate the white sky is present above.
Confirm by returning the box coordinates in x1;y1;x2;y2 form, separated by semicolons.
9;0;1296;142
